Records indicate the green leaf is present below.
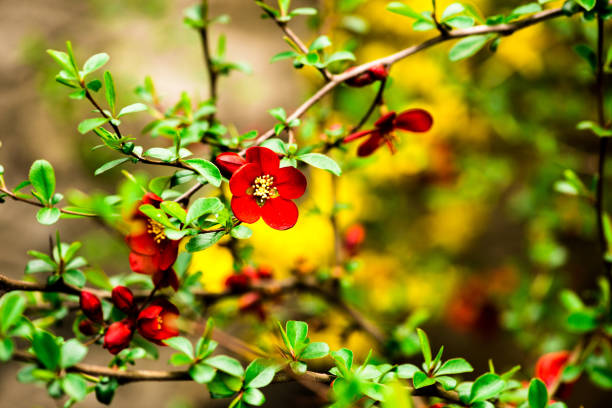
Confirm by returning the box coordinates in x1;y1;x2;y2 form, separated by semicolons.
189;362;216;383
163;336;193;358
0;338;14;362
230;224;253;239
449;35;490;61
574;44;597;71
325;51;356;65
139;203;175;229
436;375;458;390
386;2;422;19
87;79;102;92
528;378;548;408
144;147;176;162
0;292;27;334
78;117;110;134
94;158;129;176
587;366;612;389
413;371;435;388
576;120;612;137
397;363;420;379
169;353;193;366
441;3;464;19
118;103;148;117
83;53;110;75
245;359;276;388
297;153;341;175
445;15;475;28
416;328;432;369
286;320;308;349
60;339;87;368
62;373;88;400
186;231;225;252
36;207;61;225
290;7;317;16
300;342;329;359
186;197;224;225
63;269;86;287
576;0;596;11
184;158;222;187
268;107;287;122
567;309;599;333
29;160;56;203
309;35;331;51
205;355;244;377
161;201;187;224
260;138;288;155
436;358;474;376
32;330;60;371
47;50;76;75
511;3;542;17
243;388;265;406
469;373;505;403
104;71;116;114
270;51;299;63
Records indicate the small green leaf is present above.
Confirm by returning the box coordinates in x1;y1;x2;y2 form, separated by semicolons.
297;153;341;175
163;336;193;358
528;378;548;408
576;0;596;11
567;309;599;333
286;320;308;349
386;2;422;19
161;201;187;224
436;358;474;376
47;50;76;75
300;342;329;359
83;53;110;75
205;355;244;377
60;339;87;368
139;204;175;229
413;371;435;389
0;293;27;334
118;103;148;117
416;328;432;369
169;353;193;366
62;373;88;400
36;208;61;225
63;269;86;287
0;338;14;362
469;373;505;403
270;51;299;63
144;147;176;162
184;158;222;187
245;359;276;388
94;158;129;175
449;35;490;61
186;231;225;252
587;366;612;389
32;330;60;371
243;387;265;406
309;35;331;51
230;224;253;239
189;363;216;383
397;364;420;379
29;160;56;203
104;71;116;114
186;197;224;225
78;117;110;134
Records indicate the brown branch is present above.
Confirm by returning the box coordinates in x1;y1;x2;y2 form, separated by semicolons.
349;76;387;134
0;187;96;218
199;0;218;122
245;3;589;151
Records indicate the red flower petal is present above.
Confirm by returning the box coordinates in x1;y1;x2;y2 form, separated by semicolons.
231;196;262;224
126;232;158;256
154;268;179;291
141;192;163;206
216;152;247;178
138;305;163;320
535;351;571;388
374;112;397;128
157;239;179;271
357;133;385;157
344;129;376;143
230;163;261;196
129;252;158;275
261;198;299;230
246;146;280;174
273;166;307;199
394;109;433;132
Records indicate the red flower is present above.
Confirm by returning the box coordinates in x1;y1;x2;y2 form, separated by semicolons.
256;265;274;280
343;224;366;257
111;286;135;314
79;291;103;323
126;192;180;288
345;64;388;87
137;299;179;344
225;273;252;292
227;146;307;230
216;152;247;178
344;109;433;157
238;292;266;320
78;319;99;336
103;320;134;354
535;351;575;397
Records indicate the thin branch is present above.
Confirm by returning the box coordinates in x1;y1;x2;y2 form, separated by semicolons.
349;76;387;134
245;4;588;150
174;182;205;204
199;0;218;121
0;187;96;218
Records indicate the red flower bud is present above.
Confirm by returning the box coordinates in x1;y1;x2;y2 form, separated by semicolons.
103;320;134;354
216;152;247;179
225;273;252;292
345;64;388;87
238;292;266;320
141;192;163;206
78;319;98;336
80;291;103;323
111;286;134;314
137;299;179;344
343;224;366;256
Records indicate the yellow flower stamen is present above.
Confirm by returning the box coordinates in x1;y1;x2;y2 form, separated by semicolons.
147;220;166;244
251;174;278;205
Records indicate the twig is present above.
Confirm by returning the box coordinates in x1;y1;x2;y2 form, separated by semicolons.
349;77;387;134
245;3;589;151
174;182;205;204
199;0;218;122
0;187;96;218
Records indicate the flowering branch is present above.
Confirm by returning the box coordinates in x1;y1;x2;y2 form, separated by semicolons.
248;3;592;149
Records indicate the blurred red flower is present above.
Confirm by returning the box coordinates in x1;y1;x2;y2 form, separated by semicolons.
228;146;307;230
126;192;180;289
111;286;135;314
343;224;366;257
344;109;433;157
137;299;179;344
103;320;134;355
535;350;575;398
216;152;247;178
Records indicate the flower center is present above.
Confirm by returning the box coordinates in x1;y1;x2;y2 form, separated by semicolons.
250;174;278;205
147;220;166;244
156;315;163;330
